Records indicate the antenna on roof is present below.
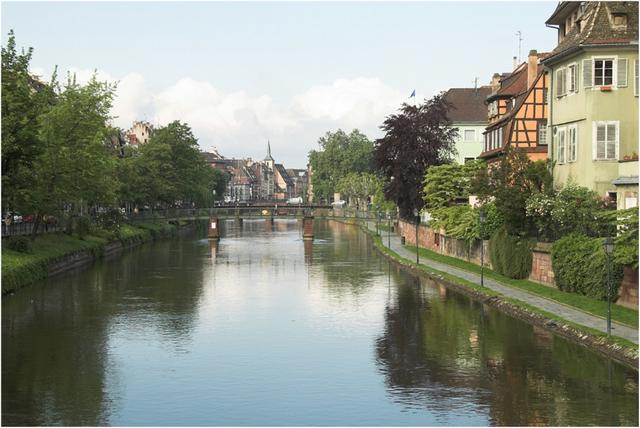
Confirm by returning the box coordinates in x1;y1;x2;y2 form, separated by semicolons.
515;30;523;63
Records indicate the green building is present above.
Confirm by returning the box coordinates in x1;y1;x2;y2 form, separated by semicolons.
443;87;492;164
542;1;638;208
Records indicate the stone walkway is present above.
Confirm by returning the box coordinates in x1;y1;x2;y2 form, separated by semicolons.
363;221;639;344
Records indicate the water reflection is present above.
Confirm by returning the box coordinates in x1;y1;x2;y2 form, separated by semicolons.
374;270;639;426
2;219;638;426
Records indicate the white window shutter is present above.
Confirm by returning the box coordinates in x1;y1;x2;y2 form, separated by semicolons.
575;63;580;93
615;122;620;160
583;59;592;88
635;59;639;96
618;58;628;87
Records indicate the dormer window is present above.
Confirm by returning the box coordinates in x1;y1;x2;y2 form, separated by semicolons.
612;13;628;28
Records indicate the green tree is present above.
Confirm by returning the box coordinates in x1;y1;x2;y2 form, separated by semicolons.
374;94;457;219
423;160;483;210
1;30;55;213
472;147;553;235
29;74;117;234
336;172;380;209
308;129;373;202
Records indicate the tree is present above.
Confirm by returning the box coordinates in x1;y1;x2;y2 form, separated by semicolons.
336;172;380;209
29;74;117;234
423;161;483;210
308;129;373;202
374;94;457;218
471;147;553;235
1;30;55;213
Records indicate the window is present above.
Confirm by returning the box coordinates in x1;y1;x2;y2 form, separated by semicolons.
594;59;614;86
543;88;549;104
593;121;619;160
463;130;476;142
556;68;566;97
538;121;548;145
567;63;577;93
567;124;578;162
557;127;566;164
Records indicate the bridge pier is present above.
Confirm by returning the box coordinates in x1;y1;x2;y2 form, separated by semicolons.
302;215;314;241
208;217;220;240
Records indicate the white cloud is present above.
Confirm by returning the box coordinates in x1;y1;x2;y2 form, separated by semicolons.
30;66;406;165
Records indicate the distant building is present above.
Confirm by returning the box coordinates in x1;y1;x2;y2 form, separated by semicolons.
443;86;492;164
126;121;154;146
480;50;550;163
542;1;638;204
287;168;309;200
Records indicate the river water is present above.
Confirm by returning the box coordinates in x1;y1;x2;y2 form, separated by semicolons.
2;220;638;426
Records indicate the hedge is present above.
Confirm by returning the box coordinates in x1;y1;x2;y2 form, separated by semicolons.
489;226;534;279
551;233;624;301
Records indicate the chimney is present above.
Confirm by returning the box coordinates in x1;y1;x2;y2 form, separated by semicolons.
490;73;501;93
527;49;539;89
513;56;518;70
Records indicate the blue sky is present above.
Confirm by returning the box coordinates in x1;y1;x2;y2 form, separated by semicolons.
2;1;558;166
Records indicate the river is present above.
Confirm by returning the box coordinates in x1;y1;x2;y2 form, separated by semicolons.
2;219;638;426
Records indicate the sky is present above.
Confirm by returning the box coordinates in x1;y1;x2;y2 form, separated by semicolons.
2;1;558;167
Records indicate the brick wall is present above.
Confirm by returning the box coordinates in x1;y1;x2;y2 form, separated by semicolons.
528;242;555;286
398;220;490;267
393;220;638;310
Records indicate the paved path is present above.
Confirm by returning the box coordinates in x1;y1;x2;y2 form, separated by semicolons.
363;221;639;344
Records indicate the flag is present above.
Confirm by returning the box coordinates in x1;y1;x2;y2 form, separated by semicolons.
409;90;416;98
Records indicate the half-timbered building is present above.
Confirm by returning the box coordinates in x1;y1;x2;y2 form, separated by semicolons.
480;50;550;163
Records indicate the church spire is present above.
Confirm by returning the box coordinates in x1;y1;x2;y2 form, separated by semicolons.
264;140;274;162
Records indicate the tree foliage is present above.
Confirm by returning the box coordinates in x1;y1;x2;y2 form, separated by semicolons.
525;183;611;241
1;30;55;212
551;233;624;300
489;226;535;279
336;172;380;209
308;129;373;202
423;161;483;210
374;94;457;219
472;147;553;235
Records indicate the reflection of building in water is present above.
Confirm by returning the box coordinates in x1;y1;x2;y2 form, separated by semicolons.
304;240;313;265
209;239;219;260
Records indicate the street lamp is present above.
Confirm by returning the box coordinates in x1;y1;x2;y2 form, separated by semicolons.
387;211;391;248
413;208;420;265
604;236;615;336
479;207;486;288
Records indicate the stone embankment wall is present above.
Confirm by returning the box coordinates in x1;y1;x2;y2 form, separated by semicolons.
398;220;638;309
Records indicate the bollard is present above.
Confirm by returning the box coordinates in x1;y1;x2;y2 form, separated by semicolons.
208;217;220;240
302;215;314;240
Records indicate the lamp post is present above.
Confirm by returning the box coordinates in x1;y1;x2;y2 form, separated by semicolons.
604;236;615;336
413;208;420;265
479;207;486;288
387;211;391;248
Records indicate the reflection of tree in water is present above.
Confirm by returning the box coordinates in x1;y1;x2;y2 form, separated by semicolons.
312;220;379;296
2;235;206;426
375;272;639;426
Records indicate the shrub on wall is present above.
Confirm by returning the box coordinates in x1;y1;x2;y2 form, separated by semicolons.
551;233;624;300
489;226;534;279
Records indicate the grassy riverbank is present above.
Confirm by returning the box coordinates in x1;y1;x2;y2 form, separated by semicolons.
402;245;639;328
368;232;639;359
2;221;180;294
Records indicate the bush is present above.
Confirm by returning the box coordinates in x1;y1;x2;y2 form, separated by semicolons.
526;184;611;241
551;233;624;300
75;216;92;239
96;208;124;234
6;236;32;253
489;226;534;279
